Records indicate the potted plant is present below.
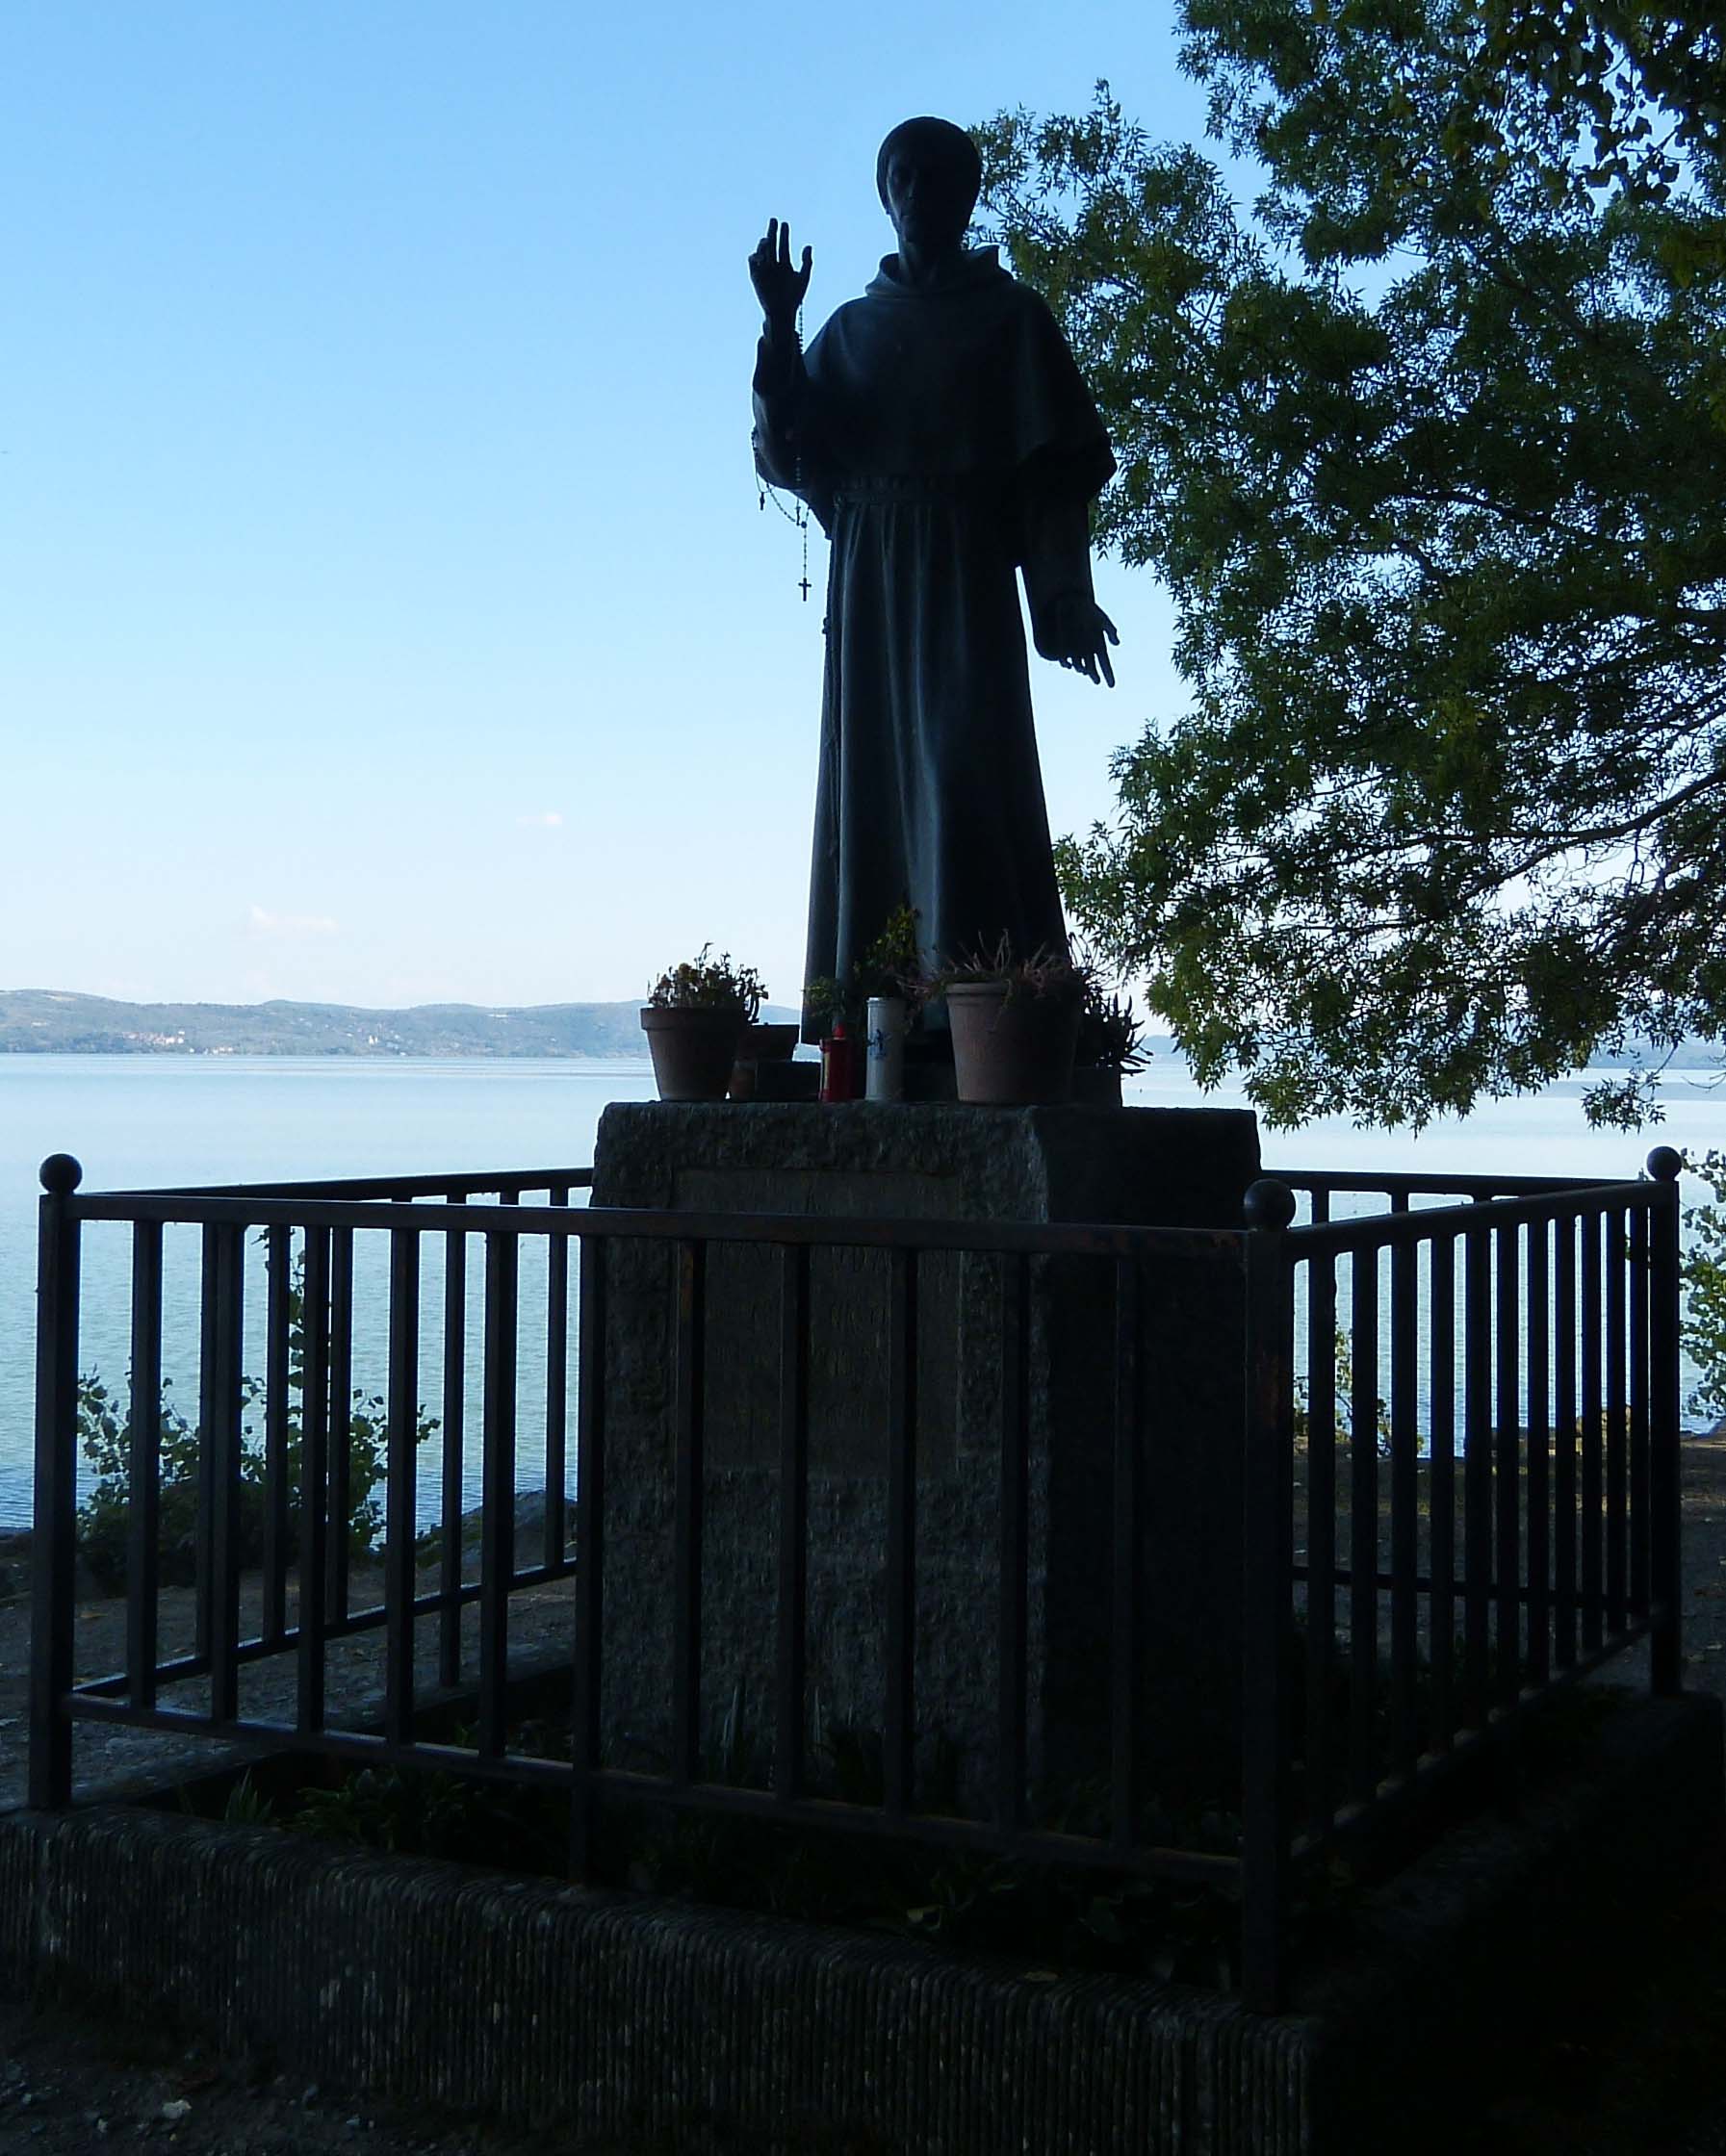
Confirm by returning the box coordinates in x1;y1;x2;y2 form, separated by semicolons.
641;946;766;1102
805;902;924;1035
932;937;1086;1106
806;902;928;1101
1072;982;1149;1106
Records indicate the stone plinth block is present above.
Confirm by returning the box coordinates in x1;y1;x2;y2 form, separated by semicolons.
587;1103;1260;1818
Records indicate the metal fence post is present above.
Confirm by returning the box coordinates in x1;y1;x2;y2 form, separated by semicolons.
1241;1177;1296;2014
30;1154;83;1810
204;1223;246;1725
1646;1146;1683;1695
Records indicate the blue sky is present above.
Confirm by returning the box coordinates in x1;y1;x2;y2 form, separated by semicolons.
2;1;1223;1012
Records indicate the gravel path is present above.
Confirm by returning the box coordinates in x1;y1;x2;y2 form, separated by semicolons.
0;1553;578;1814
0;2003;625;2155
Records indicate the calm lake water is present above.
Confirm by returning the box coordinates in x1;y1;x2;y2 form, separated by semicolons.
3;1053;1722;1531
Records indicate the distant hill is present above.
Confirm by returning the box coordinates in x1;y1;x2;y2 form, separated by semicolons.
1;988;1714;1072
0;989;690;1059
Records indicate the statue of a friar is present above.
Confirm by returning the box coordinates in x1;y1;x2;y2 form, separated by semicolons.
750;116;1119;1036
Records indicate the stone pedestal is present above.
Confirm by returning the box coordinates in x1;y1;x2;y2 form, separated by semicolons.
588;1103;1260;1818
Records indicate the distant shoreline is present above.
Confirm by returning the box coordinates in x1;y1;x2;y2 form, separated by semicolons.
0;1043;650;1060
0;989;797;1062
2;989;1715;1074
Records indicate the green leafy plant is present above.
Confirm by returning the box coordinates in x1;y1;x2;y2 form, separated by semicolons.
290;1763;495;1860
221;1771;277;1828
283;1715;564;1867
801;974;848;1031
1292;1328;1393;1457
1076;980;1149;1075
1683;1151;1726;1423
805;902;924;1028
75;1244;437;1592
647;944;766;1020
857;901;923;1001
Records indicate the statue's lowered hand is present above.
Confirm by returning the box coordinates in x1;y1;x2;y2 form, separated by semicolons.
750;218;813;335
1046;595;1121;688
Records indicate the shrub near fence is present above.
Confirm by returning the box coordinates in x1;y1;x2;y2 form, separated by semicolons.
28;1147;1684;2012
71;1239;436;1592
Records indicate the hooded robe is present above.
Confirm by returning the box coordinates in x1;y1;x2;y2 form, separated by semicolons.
753;246;1115;1033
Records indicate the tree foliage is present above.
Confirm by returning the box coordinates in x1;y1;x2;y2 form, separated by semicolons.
1683;1148;1726;1424
977;0;1726;1127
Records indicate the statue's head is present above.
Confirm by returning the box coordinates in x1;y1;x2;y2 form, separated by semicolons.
876;116;981;254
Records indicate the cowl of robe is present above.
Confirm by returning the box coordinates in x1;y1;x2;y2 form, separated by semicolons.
752;248;1115;1032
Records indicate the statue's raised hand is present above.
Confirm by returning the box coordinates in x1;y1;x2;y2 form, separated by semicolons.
750;218;812;335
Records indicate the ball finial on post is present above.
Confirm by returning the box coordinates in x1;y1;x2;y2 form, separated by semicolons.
1646;1145;1683;1183
1243;1177;1297;1231
39;1154;83;1195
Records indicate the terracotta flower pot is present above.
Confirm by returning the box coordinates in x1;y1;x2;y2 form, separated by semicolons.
945;981;1081;1106
640;1007;747;1102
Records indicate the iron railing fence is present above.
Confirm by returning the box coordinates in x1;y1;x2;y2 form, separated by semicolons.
1274;1165;1683;1861
58;1168;597;1700
28;1148;1683;2014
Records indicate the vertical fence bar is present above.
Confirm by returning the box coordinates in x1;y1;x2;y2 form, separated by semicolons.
440;1198;468;1690
672;1239;707;1786
884;1245;919;1819
203;1224;245;1725
262;1222;291;1646
1427;1233;1455;1755
774;1243;811;1805
570;1234;607;1876
1463;1216;1493;1728
544;1187;570;1571
1581;1210;1605;1652
194;1227;217;1662
325;1227;354;1626
297;1226;330;1732
1304;1245;1337;1834
1242;1182;1296;2016
1110;1257;1141;1855
1389;1236;1419;1777
30;1157;83;1810
1606;1208;1628;1634
1348;1244;1379;1804
478;1229;519;1759
1526;1216;1550;1684
384;1226;421;1749
1494;1222;1522;1705
1554;1213;1579;1668
996;1253;1031;1835
1647;1151;1684;1694
126;1221;164;1709
1629;1205;1651;1618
